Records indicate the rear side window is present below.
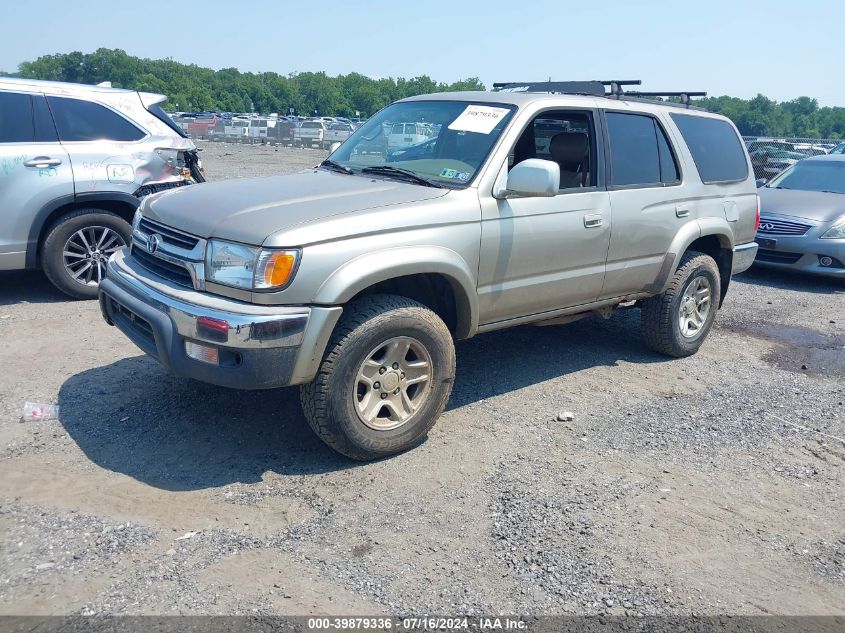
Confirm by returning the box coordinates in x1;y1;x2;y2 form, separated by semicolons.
47;96;145;142
0;92;35;143
606;112;679;187
670;114;748;183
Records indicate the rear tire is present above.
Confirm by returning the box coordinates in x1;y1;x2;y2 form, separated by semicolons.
640;250;721;357
300;294;456;460
41;209;131;300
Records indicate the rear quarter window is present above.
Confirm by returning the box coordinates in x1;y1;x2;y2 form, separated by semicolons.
47;96;146;142
670;114;748;183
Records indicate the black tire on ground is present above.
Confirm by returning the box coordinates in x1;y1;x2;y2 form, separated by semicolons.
41;209;131;300
640;250;721;358
300;294;456;461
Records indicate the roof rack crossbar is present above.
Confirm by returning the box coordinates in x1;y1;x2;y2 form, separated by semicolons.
622;91;707;106
491;80;707;107
492;81;607;96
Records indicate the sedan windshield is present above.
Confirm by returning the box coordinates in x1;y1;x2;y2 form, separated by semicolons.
326;100;516;187
767;160;845;194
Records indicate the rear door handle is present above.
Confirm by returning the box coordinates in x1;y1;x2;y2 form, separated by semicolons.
675;206;690;218
24;156;62;168
583;214;603;228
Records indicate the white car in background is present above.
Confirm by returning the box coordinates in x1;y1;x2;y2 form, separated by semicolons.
386;122;434;153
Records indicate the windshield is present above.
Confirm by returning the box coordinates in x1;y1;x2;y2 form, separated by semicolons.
767;160;845;194
328;100;517;187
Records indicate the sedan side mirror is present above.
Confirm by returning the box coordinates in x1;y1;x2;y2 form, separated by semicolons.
495;159;560;198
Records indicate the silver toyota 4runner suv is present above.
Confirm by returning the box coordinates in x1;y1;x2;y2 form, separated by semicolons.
99;81;759;460
0;78;203;298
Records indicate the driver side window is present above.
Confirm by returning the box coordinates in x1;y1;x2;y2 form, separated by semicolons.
509;110;595;189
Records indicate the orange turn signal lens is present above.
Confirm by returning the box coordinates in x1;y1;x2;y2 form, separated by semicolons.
255;250;298;289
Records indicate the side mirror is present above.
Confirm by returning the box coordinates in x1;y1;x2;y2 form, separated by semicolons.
495;159;560;198
329;141;341;153
755;178;768;188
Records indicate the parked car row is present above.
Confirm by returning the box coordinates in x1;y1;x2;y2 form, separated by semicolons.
745;137;844;182
175;112;366;148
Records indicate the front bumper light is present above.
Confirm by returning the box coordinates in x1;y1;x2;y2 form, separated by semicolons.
206;239;299;290
820;217;845;239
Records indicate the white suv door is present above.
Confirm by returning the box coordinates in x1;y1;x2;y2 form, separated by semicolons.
0;90;73;270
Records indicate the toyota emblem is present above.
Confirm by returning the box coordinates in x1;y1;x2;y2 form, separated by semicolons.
147;233;162;253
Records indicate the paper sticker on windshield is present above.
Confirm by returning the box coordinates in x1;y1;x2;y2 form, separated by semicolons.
440;168;471;181
448;105;510;134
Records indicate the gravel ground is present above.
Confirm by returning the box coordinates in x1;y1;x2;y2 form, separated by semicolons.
0;143;843;617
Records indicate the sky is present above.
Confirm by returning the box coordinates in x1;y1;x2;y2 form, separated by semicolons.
2;0;844;106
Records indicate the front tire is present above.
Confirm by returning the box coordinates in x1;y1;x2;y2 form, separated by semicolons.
41;209;131;299
640;250;721;357
300;294;456;460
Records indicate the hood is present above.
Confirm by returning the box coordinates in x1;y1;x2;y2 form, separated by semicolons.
144;169;449;245
758;187;845;223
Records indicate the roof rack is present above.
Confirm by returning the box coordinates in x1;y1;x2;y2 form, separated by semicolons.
492;79;707;108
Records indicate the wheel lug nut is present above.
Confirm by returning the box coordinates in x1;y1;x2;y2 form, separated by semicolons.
393;388;400;395
379;367;386;374
380;392;387;399
392;362;399;370
373;382;380;389
400;372;405;379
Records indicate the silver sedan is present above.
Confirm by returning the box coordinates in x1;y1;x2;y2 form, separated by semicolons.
755;155;845;279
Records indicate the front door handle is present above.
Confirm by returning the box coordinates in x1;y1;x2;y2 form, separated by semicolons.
24;156;62;168
583;214;603;228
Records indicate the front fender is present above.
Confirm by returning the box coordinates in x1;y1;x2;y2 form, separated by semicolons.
313;245;479;339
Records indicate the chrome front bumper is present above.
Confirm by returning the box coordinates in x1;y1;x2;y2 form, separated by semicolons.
99;248;341;389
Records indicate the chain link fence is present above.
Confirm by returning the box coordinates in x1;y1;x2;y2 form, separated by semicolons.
743;136;845;182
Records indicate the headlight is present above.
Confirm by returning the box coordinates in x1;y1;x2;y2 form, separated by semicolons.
132;208;143;233
206;239;299;290
820;217;845;239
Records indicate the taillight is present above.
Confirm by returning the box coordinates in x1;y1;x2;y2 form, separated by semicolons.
754;194;761;232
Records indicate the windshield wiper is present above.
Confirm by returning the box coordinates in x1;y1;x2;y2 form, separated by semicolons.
361;165;442;188
319;159;353;175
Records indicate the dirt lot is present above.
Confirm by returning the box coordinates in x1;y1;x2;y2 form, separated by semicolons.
0;143;843;617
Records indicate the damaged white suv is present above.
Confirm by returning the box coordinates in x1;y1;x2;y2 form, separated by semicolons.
0;77;203;298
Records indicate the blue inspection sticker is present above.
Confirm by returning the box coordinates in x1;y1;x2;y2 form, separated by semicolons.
440;168;471;181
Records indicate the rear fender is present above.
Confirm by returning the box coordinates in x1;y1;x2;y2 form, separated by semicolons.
649;219;734;296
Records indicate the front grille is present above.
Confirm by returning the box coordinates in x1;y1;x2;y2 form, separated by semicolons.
756;249;803;264
757;217;812;236
138;217;200;250
131;245;194;287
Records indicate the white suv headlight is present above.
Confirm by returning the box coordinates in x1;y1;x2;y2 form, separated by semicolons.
820;216;845;239
206;239;299;290
132;208;143;233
